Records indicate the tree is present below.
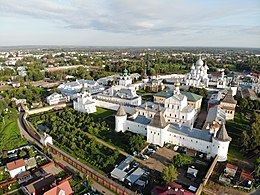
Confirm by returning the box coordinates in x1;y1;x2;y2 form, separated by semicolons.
241;113;260;151
162;164;178;183
172;154;192;168
255;157;260;179
19;149;27;158
129;134;146;153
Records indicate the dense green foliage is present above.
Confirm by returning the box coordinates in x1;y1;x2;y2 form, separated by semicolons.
0;100;27;151
129;134;146;153
238;98;260;111
240;112;260;151
187;86;208;99
29;107;146;173
30;108;121;173
30;107;146;154
255;157;260;179
0;85;48;106
172;154;193;168
162;164;178;183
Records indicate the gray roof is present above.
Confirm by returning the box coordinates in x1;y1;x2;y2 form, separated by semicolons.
126;168;145;184
117;156;134;170
168;124;212;142
117;105;126;116
133;115;151;125
205;106;226;124
222;90;237;104
149;105;168;128
110;168;127;181
216;125;232;142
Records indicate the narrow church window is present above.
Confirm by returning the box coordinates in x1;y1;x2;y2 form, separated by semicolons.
158;133;159;135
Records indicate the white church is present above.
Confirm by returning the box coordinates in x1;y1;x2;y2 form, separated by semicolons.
185;56;209;88
73;91;96;113
96;69;142;106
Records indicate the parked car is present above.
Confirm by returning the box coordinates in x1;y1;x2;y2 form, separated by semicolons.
148;144;159;151
141;154;149;160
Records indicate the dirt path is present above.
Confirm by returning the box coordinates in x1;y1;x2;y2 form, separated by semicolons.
203;181;247;195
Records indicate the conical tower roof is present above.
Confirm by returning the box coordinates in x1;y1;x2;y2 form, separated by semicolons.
116;104;126;116
216;125;232;142
222;89;237;104
149;105;168;128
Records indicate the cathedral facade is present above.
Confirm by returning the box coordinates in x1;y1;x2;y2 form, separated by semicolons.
185;56;209;88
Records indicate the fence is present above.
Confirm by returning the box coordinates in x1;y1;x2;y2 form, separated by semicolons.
47;143;135;195
196;156;219;195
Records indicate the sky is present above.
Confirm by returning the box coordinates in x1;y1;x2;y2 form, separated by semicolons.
0;0;260;47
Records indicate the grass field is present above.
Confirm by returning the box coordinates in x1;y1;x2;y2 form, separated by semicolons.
226;111;250;163
0;100;27;151
90;107;116;120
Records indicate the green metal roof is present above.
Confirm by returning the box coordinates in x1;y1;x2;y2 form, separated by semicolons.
154;90;173;98
181;91;203;102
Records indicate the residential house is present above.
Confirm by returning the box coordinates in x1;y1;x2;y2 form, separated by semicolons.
151;182;195;195
44;180;73;195
6;159;26;178
25;157;37;170
21;173;56;195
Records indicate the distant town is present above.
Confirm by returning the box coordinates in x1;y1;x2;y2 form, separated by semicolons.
0;47;259;195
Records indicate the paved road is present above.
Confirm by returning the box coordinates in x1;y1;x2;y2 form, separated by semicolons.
249;187;260;195
17;112;42;148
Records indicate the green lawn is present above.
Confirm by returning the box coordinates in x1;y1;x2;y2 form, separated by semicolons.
90;107;116;120
226;111;250;162
0;102;27;151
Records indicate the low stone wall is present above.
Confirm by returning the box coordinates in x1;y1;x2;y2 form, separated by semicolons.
196;156;219;195
27;102;72;115
95;99;135;113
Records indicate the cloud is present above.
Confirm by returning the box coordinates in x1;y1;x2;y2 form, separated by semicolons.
0;0;259;47
1;0;259;35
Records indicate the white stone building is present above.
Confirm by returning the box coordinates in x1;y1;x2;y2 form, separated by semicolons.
216;71;228;89
6;159;26;178
115;105;232;162
119;69;133;86
185;56;209;88
40;133;53;146
46;92;70;105
73;91;96;113
96;85;142;106
135;83;196;128
58;79;105;99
